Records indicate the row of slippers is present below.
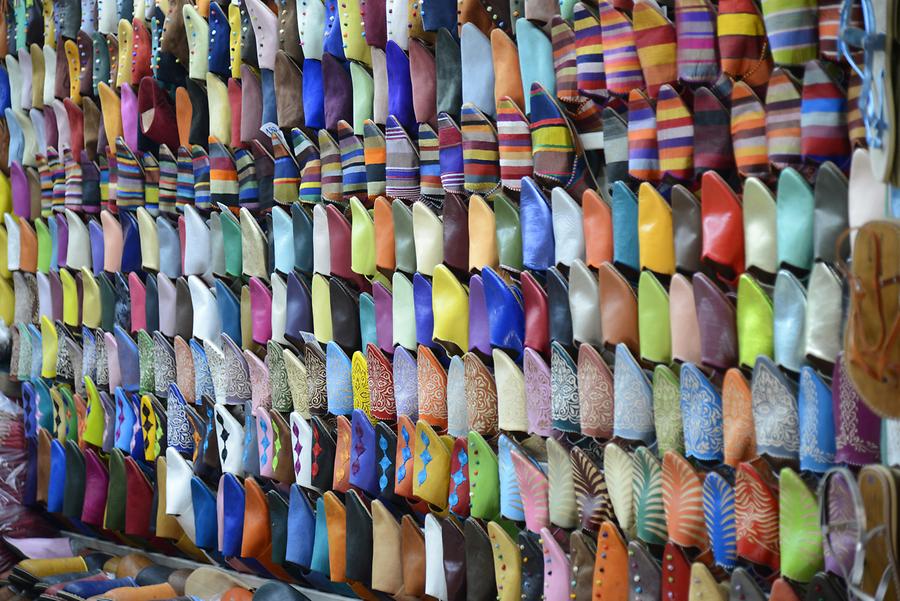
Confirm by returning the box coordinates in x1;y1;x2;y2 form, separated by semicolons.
0;248;852;381
0;149;878;370
0;142;883;286
20;385;898;601
0;43;867;199
9;264;879;471
0;0;879;213
6;554;316;601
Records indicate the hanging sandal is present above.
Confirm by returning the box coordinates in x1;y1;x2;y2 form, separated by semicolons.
847;465;900;601
840;221;900;416
840;0;897;183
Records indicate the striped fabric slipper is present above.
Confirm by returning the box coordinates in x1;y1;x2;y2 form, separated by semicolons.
337;120;368;203
627;88;660;183
573;3;606;99
760;0;818;66
656;84;694;182
817;0;862;62
847;71;866;149
675;0;719;85
460;103;502;200
234;147;261;211
801;59;851;170
385;115;421;202
765;67;803;171
209;138;240;210
114;137;145;211
551;17;579;102
268;126;300;206
633;0;677;99
497;98;534;193
63;149;83;210
191;145;211;211
730;80;770;179
157;144;178;214
418;123;443;204
602;107;629;189
292;129;322;205
530;82;595;198
362;120;387;202
252;139;276;211
437;113;465;196
597;0;644;96
176;145;195;210
717;0;773;89
318;129;344;205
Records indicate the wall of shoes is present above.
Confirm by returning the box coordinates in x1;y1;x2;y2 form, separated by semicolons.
1;0;900;599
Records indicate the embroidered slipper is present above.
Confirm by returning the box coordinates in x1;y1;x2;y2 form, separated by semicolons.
577;342;614;439
545;437;577;530
571;445;613;532
735;459;780;572
779;467;824;582
550;341;579;433
524;348;553;437
833;352;882;466
662;451;708;551
612;342;655;446
680;363;725;463
751;355;800;461
604;442;634;536
702;471;737;570
721;368;757;468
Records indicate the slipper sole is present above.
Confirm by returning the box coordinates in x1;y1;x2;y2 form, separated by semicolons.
858;464;899;599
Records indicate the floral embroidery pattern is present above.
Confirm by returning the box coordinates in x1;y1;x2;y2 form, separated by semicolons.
652;366;684;456
365;348;394;423
613;344;655;445
751;358;799;459
305;345;329;414
798;368;835;471
577;344;614;438
465;354;499;437
680;364;724;462
550;342;580;433
266;342;293;412
524;349;553;437
417;346;448;428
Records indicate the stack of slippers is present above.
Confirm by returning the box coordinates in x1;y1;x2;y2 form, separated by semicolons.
0;0;898;599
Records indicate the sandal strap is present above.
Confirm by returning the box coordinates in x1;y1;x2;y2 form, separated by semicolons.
849;562;895;601
850;525;896;587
